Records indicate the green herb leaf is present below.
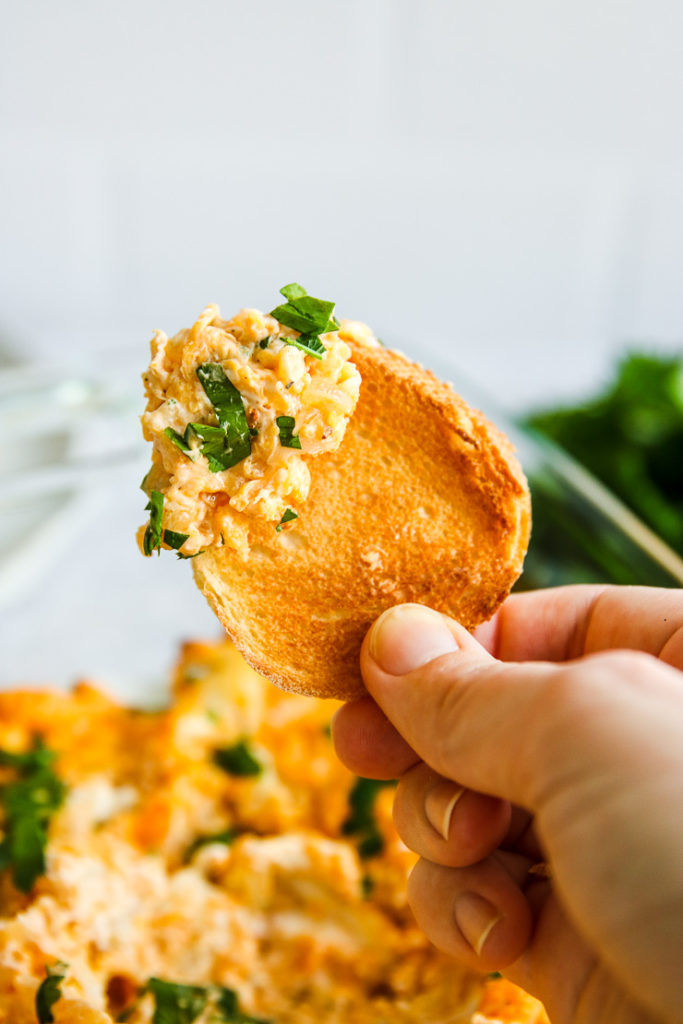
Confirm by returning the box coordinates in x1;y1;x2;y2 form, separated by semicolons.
360;873;374;898
283;332;327;360
357;830;384;859
270;284;338;359
214;986;271;1023
0;740;66;893
279;283;307;301
0;743;54;772
341;777;396;861
276;416;302;450
176;549;204;560
213;741;262;777
524;352;683;567
143;490;165;557
271;284;338;335
162;529;189;551
35;964;66;1024
184;827;243;863
258;336;272;349
164;426;193;453
147;978;208;1024
197;365;251;441
195;364;252;471
275;508;298;532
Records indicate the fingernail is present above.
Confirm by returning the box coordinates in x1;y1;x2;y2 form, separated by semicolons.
424;779;466;841
369;605;458;675
454;893;504;956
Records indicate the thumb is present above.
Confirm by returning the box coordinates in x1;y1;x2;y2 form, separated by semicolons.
360;603;564;809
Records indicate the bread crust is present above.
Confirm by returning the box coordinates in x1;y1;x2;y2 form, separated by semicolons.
194;341;531;699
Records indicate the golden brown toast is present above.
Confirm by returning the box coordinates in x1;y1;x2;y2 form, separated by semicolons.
194;340;531;699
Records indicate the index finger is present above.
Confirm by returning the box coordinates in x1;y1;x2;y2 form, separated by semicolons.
475;584;683;669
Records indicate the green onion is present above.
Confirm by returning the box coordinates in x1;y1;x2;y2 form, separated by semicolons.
35;963;67;1024
276;508;298;531
213;740;262;777
143;490;165;556
276;415;302;450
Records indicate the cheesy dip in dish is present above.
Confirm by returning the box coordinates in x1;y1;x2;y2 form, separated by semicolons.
139;285;363;558
0;639;547;1024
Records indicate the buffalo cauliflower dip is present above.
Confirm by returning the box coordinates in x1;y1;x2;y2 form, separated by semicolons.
139;285;367;558
0;638;547;1024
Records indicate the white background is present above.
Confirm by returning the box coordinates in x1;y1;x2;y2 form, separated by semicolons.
2;1;683;693
2;0;682;407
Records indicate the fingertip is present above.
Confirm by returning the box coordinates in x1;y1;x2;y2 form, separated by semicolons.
407;856;533;973
331;696;418;779
361;604;491;688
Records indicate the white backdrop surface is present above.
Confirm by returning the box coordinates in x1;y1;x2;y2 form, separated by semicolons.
2;1;683;692
2;0;682;408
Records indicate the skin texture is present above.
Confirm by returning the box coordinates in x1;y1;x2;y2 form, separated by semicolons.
332;585;683;1024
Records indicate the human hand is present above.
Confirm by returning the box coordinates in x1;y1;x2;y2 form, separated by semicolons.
332;586;683;1024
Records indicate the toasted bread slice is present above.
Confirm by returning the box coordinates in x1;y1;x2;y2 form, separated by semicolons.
193;340;530;700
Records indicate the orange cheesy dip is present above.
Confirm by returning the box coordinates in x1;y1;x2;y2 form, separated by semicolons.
139;286;366;558
0;638;548;1024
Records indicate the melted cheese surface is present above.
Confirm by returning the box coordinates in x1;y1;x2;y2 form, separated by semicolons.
0;640;548;1024
140;306;364;556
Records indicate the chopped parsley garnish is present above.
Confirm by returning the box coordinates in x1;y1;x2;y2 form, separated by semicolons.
147;978;207;1024
147;978;270;1024
164;425;193;453
283;332;327;359
276;415;302;450
142;494;189;555
357;831;384;859
184;827;243;863
0;740;66;893
341;777;396;861
276;508;298;531
196;363;252;470
35;963;67;1024
143;490;165;556
258;336;271;349
270;283;338;360
162;529;189;551
214;986;271;1023
360;873;374;899
213;740;263;777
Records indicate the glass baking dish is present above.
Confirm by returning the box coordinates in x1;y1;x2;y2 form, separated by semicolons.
1;341;681;700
